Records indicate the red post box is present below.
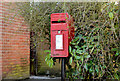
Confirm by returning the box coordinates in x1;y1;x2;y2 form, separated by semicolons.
51;13;74;57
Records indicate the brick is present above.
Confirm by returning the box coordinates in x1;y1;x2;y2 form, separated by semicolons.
0;2;2;81
1;2;30;80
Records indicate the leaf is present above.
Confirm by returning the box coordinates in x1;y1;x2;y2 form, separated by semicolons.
114;73;119;79
103;65;106;69
46;58;53;68
45;54;50;59
80;56;84;63
58;19;60;22
69;57;73;65
75;56;81;60
79;76;84;79
76;49;83;54
115;52;119;56
45;58;47;61
109;12;114;20
89;45;93;48
89;67;93;73
75;46;80;49
31;59;34;62
72;36;79;42
71;43;76;45
44;50;51;53
84;63;88;71
111;48;118;51
77;62;79;67
85;55;91;59
90;46;95;54
69;46;72;53
66;17;68;19
81;45;87;48
50;59;53;68
95;65;99;73
72;49;75;53
41;40;44;42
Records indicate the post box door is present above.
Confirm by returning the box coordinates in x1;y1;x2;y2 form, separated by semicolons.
51;30;68;57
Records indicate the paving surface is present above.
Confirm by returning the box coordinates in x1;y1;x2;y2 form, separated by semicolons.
2;76;62;81
27;76;61;81
30;76;61;79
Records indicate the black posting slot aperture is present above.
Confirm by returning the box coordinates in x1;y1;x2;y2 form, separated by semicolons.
52;21;66;23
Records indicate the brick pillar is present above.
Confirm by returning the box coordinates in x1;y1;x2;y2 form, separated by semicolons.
1;2;30;80
0;2;3;81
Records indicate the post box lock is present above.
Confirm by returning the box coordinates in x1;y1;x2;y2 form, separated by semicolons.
58;30;61;34
51;13;74;57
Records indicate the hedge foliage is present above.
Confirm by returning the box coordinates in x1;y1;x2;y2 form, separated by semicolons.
18;2;120;79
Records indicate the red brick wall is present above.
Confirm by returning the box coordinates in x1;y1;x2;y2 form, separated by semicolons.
0;2;30;79
0;2;3;81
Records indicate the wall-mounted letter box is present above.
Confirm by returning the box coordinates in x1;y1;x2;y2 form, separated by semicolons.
51;13;74;57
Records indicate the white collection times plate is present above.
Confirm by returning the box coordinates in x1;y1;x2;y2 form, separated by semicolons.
56;35;63;50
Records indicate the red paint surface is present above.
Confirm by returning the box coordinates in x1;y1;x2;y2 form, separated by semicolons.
51;13;74;57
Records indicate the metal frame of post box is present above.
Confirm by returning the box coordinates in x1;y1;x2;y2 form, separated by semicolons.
51;13;74;57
